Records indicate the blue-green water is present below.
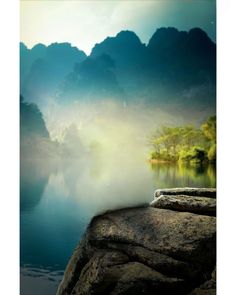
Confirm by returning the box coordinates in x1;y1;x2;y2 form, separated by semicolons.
20;158;216;295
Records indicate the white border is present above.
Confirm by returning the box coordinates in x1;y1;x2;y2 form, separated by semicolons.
217;0;236;294
0;0;236;294
0;0;19;294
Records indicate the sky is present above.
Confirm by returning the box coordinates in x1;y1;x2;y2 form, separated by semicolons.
20;0;216;55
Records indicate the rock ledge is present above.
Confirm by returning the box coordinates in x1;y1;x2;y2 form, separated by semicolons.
57;188;216;295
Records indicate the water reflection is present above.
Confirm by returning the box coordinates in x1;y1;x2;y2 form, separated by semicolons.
150;162;216;188
20;158;216;295
20;160;50;212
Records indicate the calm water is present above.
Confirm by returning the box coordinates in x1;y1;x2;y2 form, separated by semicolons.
20;158;216;295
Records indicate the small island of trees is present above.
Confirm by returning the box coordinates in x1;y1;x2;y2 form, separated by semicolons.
149;116;216;165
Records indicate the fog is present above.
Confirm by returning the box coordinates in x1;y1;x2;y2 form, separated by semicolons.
20;96;215;214
44;98;212;156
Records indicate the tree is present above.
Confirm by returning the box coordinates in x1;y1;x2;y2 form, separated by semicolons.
201;116;216;142
149;116;216;164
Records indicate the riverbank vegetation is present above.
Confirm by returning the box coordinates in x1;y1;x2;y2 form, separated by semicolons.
149;116;216;165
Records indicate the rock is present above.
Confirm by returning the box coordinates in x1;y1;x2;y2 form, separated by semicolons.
150;195;216;216
72;253;185;295
154;188;216;199
188;268;216;294
57;206;216;295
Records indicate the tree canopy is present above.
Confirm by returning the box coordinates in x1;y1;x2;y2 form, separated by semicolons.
149;116;216;164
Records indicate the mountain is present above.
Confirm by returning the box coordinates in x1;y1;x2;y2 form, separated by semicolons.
147;27;216;85
57;54;124;103
20;42;86;107
20;95;87;159
20;27;216;111
20;95;49;138
89;27;216;106
91;30;147;76
20;95;58;158
90;30;148;95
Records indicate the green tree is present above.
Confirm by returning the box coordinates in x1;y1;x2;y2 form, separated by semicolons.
201;116;216;142
149;116;216;164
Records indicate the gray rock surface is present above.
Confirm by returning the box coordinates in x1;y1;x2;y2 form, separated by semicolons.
57;187;216;295
150;194;216;216
154;188;216;199
188;268;216;295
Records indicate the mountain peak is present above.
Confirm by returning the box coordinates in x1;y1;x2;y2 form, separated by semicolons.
187;27;214;48
31;43;47;51
115;30;142;44
148;27;215;51
46;42;87;59
148;27;184;50
90;30;145;62
188;27;209;38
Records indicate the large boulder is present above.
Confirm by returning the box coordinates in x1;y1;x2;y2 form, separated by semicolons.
150;195;216;216
57;191;216;295
151;187;216;216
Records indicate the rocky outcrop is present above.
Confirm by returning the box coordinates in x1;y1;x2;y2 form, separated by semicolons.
150;195;216;216
154;188;216;198
57;188;216;295
151;188;216;217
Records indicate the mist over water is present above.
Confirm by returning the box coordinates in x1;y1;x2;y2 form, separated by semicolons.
43;98;214;163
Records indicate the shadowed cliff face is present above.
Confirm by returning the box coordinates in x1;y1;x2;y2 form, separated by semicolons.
20;95;49;138
58;54;124;103
147;28;216;86
20;96;56;159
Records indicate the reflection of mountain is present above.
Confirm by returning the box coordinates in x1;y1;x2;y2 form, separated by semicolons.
20;160;50;212
20;27;216;112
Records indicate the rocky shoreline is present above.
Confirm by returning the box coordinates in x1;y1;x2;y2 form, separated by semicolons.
57;188;216;295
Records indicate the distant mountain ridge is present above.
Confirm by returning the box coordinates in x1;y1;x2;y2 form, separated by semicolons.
20;27;216;110
20;42;86;106
89;27;215;105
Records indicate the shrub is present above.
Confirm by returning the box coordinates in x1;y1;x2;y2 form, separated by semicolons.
150;150;178;161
